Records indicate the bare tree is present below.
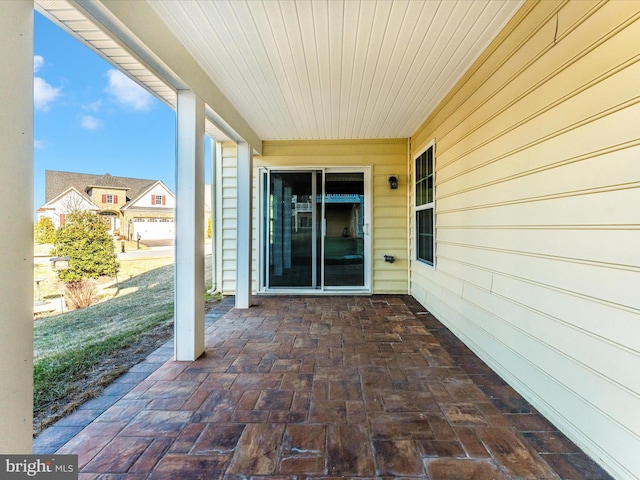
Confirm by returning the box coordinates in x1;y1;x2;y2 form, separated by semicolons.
59;191;89;214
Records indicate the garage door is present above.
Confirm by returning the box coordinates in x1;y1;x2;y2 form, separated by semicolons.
134;218;174;240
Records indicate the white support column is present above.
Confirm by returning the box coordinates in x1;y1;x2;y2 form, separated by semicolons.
215;142;223;292
208;141;220;294
0;0;34;453
235;142;253;308
174;90;205;361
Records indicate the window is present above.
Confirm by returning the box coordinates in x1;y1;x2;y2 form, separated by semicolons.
102;194;117;204
152;194;166;205
415;142;435;266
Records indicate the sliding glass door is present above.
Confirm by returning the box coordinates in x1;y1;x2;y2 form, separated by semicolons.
261;168;369;292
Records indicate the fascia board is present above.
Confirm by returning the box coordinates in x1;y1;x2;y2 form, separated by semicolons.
122;180;174;211
40;186;100;210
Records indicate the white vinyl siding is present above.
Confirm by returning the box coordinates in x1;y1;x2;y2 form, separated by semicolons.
410;2;640;479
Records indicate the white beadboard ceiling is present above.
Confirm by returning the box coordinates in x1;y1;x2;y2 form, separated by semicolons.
36;0;523;142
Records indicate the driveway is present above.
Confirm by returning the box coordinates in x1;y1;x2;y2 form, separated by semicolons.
117;246;174;260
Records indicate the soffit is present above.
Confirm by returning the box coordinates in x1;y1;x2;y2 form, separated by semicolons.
148;0;523;140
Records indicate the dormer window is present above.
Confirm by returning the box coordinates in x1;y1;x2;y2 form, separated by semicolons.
102;194;118;204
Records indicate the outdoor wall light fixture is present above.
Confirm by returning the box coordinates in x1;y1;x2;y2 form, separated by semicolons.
388;175;399;189
384;255;395;263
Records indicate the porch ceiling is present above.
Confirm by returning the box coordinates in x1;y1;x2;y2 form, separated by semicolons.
36;0;523;142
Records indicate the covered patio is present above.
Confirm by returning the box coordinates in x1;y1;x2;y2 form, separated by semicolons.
2;1;638;478
34;296;610;479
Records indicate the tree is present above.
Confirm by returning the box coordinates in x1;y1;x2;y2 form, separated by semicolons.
54;210;119;283
207;214;212;239
34;216;56;244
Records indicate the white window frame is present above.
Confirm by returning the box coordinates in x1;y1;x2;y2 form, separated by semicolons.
414;141;435;268
105;194;114;204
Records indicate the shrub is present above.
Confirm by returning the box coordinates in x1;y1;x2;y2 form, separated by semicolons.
34;217;56;244
64;279;98;309
54;211;119;285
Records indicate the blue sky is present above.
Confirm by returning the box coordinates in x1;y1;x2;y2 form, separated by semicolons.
34;12;209;211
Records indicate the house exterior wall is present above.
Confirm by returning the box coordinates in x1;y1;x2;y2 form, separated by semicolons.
38;190;99;228
219;142;240;296
409;2;640;479
219;139;408;295
132;187;176;208
90;186;127;211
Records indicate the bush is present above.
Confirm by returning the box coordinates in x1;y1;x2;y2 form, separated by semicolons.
54;211;119;285
34;217;56;244
64;279;98;309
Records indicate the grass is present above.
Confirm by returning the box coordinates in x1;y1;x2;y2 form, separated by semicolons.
33;264;60;305
33;243;54;257
33;254;213;433
34;258;175;361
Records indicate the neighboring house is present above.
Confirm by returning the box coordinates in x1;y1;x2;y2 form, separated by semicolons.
37;170;175;241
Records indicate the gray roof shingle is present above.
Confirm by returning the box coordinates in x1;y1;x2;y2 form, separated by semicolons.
44;170;168;206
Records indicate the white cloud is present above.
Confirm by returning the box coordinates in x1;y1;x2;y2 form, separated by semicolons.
81;115;103;130
33;55;62;111
34;55;44;73
104;69;153;111
82;100;102;112
34;76;61;111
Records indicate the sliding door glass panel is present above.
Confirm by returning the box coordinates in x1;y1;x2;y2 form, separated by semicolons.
268;172;315;288
323;173;365;287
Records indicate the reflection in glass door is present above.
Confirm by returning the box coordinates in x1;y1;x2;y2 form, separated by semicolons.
262;168;368;291
323;173;364;287
267;171;317;288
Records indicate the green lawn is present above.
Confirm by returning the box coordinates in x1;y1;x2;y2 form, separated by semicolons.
33;255;212;433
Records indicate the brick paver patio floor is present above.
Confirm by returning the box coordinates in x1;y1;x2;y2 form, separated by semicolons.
34;295;612;479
